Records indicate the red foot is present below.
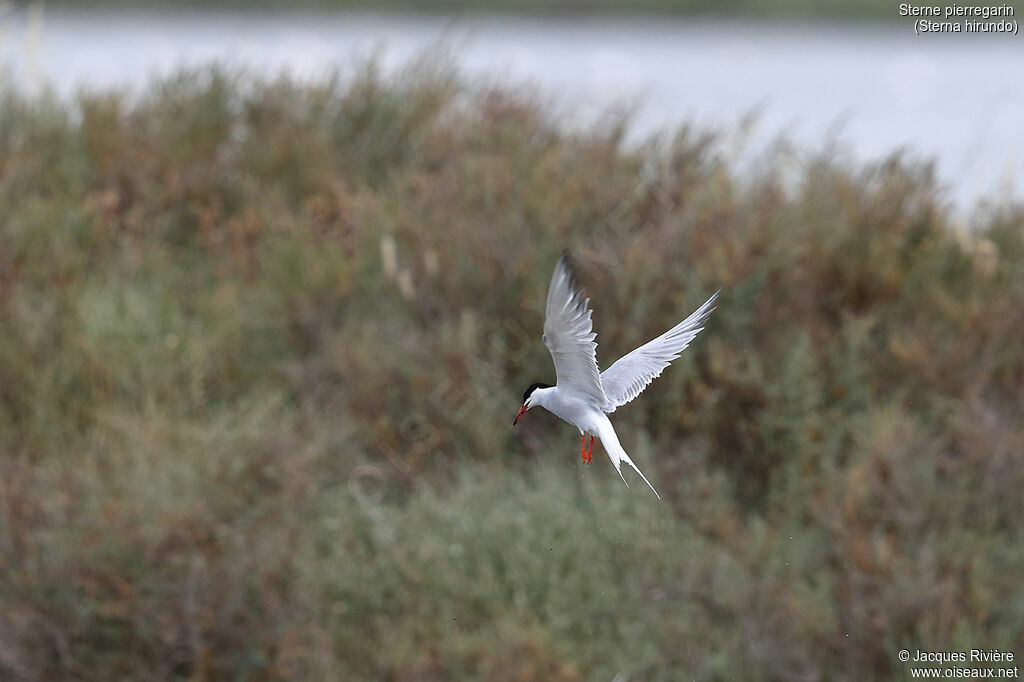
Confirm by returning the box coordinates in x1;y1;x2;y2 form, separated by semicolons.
579;436;594;464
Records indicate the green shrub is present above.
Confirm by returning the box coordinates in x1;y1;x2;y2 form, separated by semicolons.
1;65;1022;680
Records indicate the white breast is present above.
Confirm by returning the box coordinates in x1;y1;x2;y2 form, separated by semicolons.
532;387;604;435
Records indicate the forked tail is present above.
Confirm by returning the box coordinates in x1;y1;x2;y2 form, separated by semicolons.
595;417;661;500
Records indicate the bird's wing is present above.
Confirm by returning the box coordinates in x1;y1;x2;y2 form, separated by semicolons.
542;253;608;406
600;290;719;412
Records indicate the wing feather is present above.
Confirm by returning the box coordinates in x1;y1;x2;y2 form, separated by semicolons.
542;253;608;406
600;290;719;412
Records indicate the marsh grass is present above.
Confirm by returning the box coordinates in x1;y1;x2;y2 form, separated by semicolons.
1;65;1022;680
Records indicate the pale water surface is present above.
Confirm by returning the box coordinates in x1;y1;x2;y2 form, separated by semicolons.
3;8;1022;207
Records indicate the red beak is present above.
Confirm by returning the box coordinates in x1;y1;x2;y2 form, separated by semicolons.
513;403;528;426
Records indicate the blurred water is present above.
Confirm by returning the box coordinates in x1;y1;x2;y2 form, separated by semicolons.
2;7;1022;207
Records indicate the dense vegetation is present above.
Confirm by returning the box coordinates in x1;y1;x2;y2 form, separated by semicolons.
1;65;1022;680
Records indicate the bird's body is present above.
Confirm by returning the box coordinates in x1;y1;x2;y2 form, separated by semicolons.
514;252;719;499
527;387;599;434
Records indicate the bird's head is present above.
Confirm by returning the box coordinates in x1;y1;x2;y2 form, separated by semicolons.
513;382;552;425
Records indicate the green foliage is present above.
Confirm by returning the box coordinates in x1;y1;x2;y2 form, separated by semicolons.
1;65;1022;680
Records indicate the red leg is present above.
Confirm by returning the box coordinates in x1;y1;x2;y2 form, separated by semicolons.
580;434;586;462
585;436;594;464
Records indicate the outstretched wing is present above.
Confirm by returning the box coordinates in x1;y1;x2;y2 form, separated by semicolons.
600;290;719;412
542;253;608;407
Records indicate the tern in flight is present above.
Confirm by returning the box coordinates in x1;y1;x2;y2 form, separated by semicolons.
513;252;718;499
